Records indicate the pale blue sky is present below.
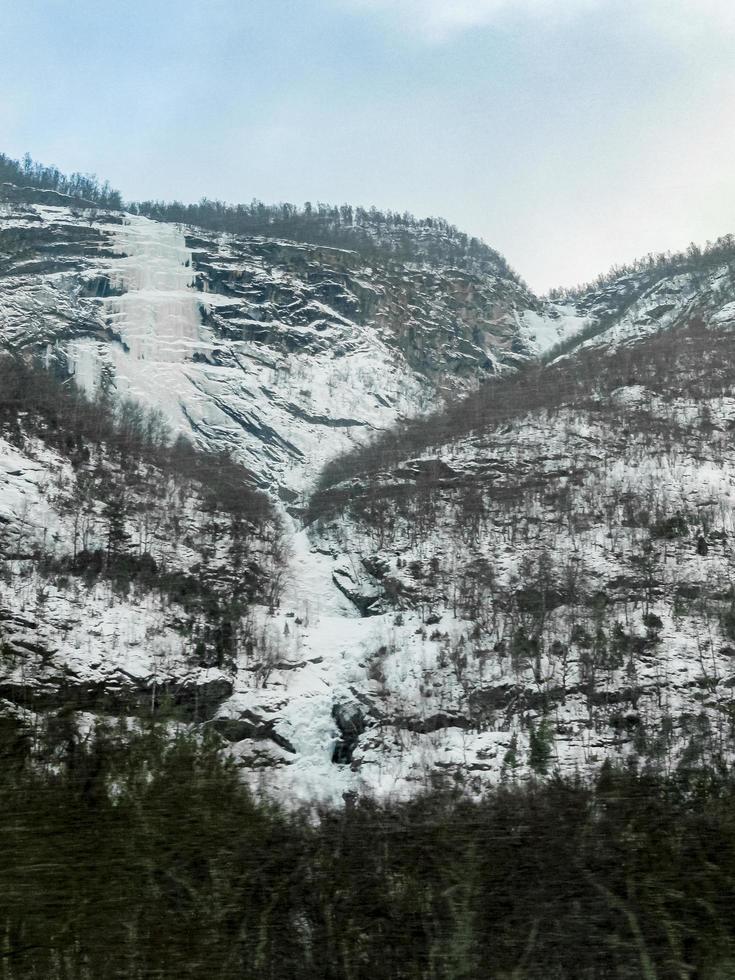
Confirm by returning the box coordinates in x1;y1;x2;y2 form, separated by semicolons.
2;0;734;291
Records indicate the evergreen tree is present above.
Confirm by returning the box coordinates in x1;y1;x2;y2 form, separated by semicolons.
529;715;554;775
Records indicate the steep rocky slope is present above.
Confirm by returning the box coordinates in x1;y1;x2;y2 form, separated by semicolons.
301;322;735;796
5;181;735;802
0;361;285;750
543;241;735;358
0;191;573;501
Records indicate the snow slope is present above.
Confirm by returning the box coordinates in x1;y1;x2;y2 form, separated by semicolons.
300;327;735;795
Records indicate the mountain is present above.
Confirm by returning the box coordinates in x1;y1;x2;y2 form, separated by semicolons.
3;165;735;803
307;319;735;791
543;236;735;357
0;187;580;502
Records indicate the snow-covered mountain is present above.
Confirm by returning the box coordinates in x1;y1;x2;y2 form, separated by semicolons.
543;243;735;357
0;192;571;501
4;182;735;803
305;322;735;796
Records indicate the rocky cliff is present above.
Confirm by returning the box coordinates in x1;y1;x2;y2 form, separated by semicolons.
0;193;575;501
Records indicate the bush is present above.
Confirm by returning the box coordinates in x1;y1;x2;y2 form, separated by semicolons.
650;513;689;540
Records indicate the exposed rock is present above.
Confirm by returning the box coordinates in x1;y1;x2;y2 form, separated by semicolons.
332;566;384;616
332;702;366;764
211;711;296;753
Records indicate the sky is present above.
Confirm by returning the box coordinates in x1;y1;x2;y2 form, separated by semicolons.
1;0;734;292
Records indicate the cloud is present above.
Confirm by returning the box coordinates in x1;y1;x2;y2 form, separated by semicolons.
642;0;735;41
341;0;600;41
342;0;735;42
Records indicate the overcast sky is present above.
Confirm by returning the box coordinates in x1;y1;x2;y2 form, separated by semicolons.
2;0;734;291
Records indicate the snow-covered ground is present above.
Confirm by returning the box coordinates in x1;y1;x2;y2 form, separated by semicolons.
518;304;589;355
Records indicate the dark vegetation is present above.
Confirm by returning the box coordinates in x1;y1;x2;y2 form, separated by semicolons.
1;720;734;979
308;316;727;520
131;197;523;280
0;149;523;279
0;152;123;209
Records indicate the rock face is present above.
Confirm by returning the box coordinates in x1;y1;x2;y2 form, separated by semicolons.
6;185;735;803
0;196;560;501
331;702;366;764
543;259;735;356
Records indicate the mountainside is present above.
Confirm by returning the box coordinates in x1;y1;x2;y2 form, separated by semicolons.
544;237;735;358
4;175;735;802
0;358;287;751
0;191;574;501
305;321;735;794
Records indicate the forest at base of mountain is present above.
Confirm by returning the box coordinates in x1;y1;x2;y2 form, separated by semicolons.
1;717;734;980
